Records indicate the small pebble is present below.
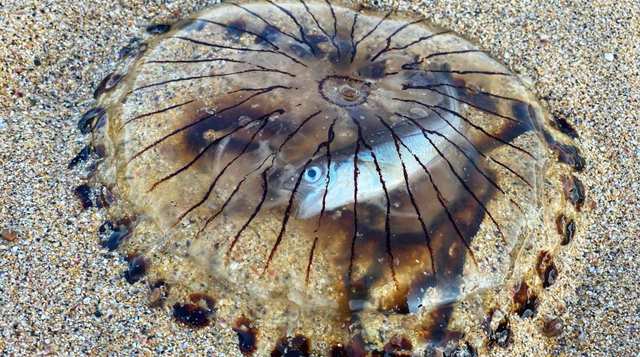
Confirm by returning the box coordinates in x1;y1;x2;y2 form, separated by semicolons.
542;318;564;337
1;229;18;242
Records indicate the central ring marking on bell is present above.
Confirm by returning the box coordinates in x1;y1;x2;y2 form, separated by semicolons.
318;75;371;107
340;85;360;101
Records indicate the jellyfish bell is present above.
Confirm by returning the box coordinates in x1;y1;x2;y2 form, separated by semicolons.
80;1;585;355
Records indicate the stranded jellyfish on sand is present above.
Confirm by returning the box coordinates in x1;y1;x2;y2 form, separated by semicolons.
74;1;585;355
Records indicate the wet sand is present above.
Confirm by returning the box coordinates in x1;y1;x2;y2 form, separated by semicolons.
0;0;637;355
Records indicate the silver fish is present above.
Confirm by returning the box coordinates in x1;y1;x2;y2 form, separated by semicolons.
285;111;461;219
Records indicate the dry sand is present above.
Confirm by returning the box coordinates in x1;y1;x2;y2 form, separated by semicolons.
0;0;637;355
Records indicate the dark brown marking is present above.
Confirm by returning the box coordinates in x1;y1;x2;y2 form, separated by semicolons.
306;117;338;283
314;117;337;232
301;0;341;56
554;117;579;139
350;116;399;288
150;110;277;194
266;0;317;57
397;67;512;77
403;84;526;125
104;73;123;91
555;213;566;235
406;107;532;188
378;115;437;277
120;100;195;129
78;107;105;134
225;172;268;261
371;29;449;62
398;111;527;211
233;3;309;50
225;110;322;261
233;317;258;355
173;294;215;328
124;255;147;284
325;0;340;54
419;49;483;62
271;335;311;357
117;43;138;61
350;11;392;62
169;111;277;224
417;305;461;347
100;229;130;251
399;114;509;246
487;315;513;348
562;175;585;211
172;35;308;67
348;13;359;62
386;335;413;352
133;67;293;92
554;143;585;172
145;57;248;65
347;118;362;281
305;237;319;285
263;118;338;275
95;186;114;209
68;145;91;169
393;115;480;266
393;97;535;159
93;73;112;99
198;18;281;50
563;219;576;245
329;345;349;357
358;60;387;79
146;24;171;34
194;176;248;234
99;217;135;251
129;85;290;162
512;282;539;318
74;185;93;209
94;144;106;159
536;251;557;288
415;82;526;104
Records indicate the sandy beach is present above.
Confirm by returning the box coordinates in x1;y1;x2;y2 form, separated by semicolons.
0;0;637;355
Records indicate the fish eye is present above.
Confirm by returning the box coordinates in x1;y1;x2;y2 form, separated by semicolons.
304;166;323;183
